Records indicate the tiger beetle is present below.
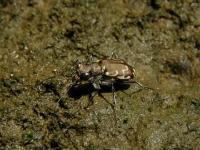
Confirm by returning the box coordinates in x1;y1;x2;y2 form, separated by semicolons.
69;54;151;109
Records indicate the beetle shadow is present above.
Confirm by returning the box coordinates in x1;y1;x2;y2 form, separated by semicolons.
67;83;130;100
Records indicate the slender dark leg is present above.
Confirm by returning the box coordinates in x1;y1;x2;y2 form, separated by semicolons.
98;92;114;108
100;79;117;105
86;55;94;63
120;90;131;97
124;80;154;90
110;52;118;59
98;92;117;124
84;91;98;109
112;82;116;105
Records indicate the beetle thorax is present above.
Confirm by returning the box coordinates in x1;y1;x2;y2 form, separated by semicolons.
77;64;91;76
77;63;102;79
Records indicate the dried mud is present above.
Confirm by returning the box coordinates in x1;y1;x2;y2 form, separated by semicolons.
0;0;200;149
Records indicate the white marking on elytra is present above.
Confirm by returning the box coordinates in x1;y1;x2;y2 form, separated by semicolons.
122;66;129;75
125;76;131;79
105;70;119;76
113;70;118;76
105;72;109;75
118;75;131;79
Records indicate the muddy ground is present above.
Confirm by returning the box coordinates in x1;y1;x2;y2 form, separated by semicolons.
0;0;200;149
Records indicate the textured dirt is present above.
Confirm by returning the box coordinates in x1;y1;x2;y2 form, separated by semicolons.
0;0;200;149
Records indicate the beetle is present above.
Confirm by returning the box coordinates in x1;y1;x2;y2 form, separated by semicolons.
69;55;149;108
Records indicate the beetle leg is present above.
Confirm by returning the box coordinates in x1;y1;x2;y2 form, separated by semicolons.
100;79;117;105
98;91;117;124
111;82;116;105
134;81;154;90
92;82;101;90
98;92;115;108
131;80;144;88
86;55;94;63
124;80;154;90
89;76;102;90
110;52;118;59
84;91;98;109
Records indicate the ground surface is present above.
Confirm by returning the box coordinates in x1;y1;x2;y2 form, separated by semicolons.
0;0;200;149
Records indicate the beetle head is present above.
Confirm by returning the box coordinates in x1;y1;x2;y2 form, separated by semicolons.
74;60;92;80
